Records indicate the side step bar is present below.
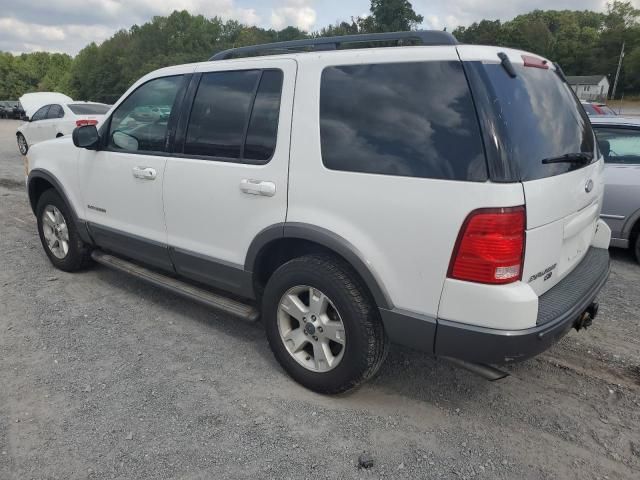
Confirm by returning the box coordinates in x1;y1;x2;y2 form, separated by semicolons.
91;250;259;322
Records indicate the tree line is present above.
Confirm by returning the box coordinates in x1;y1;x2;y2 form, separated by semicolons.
0;0;638;103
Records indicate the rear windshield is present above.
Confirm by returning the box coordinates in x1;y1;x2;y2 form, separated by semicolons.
465;62;596;181
68;103;110;115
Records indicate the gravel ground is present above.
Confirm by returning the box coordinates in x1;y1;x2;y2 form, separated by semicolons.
1;119;639;480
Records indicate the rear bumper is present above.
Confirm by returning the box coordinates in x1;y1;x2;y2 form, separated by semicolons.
435;247;610;364
381;247;610;364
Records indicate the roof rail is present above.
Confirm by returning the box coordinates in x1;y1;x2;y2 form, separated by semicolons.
210;30;458;61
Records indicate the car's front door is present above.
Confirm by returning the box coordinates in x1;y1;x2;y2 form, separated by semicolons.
162;59;296;295
26;105;50;144
78;74;187;270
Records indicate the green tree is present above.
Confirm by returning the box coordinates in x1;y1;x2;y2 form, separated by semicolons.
362;0;424;32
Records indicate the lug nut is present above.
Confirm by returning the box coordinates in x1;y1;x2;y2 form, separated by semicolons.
318;327;323;333
312;315;316;321
302;317;307;322
313;336;318;341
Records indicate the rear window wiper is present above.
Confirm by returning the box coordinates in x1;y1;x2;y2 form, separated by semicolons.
541;152;593;165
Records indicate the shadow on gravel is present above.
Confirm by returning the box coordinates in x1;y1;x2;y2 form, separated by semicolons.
0;177;24;190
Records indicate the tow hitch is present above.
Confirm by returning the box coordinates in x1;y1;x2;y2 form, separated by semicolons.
574;302;599;331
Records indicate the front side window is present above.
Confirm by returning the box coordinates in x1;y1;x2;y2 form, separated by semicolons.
594;127;640;164
31;105;50;122
47;104;64;119
108;75;183;153
183;69;283;163
320;61;487;181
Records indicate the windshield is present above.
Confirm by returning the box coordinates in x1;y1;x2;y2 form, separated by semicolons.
68;103;110;115
465;62;596;181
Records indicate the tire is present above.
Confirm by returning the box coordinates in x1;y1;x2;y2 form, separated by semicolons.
634;233;640;265
36;189;92;272
263;254;388;394
17;133;28;155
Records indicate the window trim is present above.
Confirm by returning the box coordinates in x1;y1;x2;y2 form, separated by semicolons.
101;74;189;157
173;67;284;166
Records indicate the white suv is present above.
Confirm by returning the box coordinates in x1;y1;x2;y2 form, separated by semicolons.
25;32;611;393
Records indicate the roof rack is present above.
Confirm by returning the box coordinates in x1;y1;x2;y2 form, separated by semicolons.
210;30;457;61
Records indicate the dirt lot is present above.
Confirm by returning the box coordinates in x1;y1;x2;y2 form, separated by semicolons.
1;119;639;480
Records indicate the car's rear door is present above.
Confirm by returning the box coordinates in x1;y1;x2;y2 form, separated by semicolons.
42;104;65;139
162;58;296;296
593;124;640;243
460;47;605;296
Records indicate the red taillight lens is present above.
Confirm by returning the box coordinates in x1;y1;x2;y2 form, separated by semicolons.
448;207;526;285
76;119;98;127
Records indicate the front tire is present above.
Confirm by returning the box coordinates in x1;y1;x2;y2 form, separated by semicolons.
263;254;388;394
633;232;640;264
36;189;92;272
17;133;28;155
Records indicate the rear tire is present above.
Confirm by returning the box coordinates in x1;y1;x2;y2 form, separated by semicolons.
262;254;388;394
17;133;28;155
36;189;92;272
633;233;640;265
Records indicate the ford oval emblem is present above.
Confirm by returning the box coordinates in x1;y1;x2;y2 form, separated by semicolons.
585;179;594;193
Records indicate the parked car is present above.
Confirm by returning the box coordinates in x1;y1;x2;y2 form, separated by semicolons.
591;116;640;262
16;101;110;155
24;32;611;393
581;100;617;116
0;101;25;119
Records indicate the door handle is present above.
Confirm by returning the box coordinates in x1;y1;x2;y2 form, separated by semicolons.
240;179;276;197
132;166;157;180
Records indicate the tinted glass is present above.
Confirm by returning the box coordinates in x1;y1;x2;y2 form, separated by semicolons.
109;75;182;153
594;127;640;164
31;106;50;121
185;70;260;158
47;104;64;119
69;104;110;115
244;70;283;161
471;63;595;181
320;62;487;180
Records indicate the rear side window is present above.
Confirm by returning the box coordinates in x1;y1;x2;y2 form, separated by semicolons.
319;61;487;181
68;104;110;115
184;69;283;163
594;127;640;164
47;104;64;119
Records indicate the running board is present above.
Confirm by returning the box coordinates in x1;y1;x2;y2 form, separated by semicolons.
91;250;259;322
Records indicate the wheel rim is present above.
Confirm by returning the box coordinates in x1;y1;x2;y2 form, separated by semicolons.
277;285;346;373
18;135;27;154
41;205;70;259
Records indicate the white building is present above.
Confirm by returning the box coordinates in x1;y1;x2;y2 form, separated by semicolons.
566;75;610;102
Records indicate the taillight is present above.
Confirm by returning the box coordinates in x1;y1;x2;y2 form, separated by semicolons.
448;207;526;285
76;119;98;127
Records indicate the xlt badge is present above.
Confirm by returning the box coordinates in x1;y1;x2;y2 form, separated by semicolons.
528;263;557;283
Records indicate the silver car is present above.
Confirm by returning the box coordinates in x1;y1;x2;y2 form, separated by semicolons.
591;116;640;262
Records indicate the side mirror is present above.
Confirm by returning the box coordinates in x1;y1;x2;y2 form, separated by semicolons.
72;125;100;150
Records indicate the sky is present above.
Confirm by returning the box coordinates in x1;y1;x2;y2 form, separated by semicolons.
0;0;637;55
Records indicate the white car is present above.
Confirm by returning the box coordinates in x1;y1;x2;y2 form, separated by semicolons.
17;100;110;155
25;31;611;393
